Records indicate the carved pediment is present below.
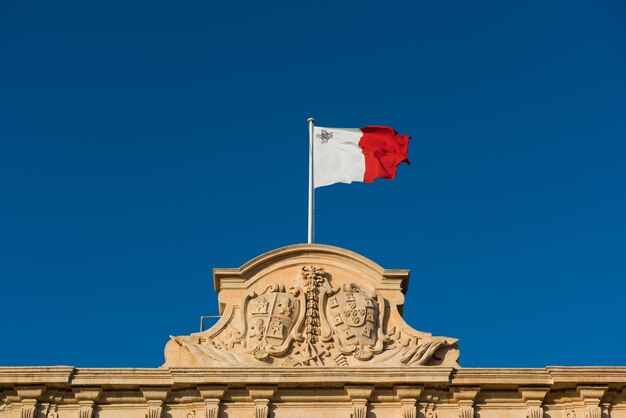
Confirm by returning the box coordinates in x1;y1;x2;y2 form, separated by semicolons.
164;244;459;368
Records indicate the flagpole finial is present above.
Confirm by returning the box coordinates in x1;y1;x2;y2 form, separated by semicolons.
307;117;315;124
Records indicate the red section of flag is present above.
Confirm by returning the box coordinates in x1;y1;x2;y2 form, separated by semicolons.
358;126;411;183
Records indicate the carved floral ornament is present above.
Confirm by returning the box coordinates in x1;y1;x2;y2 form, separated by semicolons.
167;265;459;367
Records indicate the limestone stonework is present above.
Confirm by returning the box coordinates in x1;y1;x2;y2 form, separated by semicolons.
1;244;625;418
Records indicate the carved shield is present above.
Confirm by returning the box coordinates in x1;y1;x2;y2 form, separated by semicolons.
322;283;384;360
241;284;302;359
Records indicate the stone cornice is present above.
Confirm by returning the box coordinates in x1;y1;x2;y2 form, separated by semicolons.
0;366;74;384
212;244;410;295
71;368;172;386
452;368;552;385
1;367;625;390
547;367;626;383
168;367;454;385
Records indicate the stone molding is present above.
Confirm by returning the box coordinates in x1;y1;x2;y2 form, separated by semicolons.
211;244;410;295
0;368;624;417
2;366;626;387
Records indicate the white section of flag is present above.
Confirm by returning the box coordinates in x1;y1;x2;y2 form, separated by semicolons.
313;126;365;188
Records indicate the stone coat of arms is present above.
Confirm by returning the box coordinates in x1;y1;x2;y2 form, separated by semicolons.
320;283;384;360
237;284;304;360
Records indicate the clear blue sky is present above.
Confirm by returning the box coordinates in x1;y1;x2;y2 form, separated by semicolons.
1;1;624;368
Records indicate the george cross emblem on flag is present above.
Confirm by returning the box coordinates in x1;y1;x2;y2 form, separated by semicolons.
316;129;333;144
307;119;411;244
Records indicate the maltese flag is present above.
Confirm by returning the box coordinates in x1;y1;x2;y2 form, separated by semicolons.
313;126;410;188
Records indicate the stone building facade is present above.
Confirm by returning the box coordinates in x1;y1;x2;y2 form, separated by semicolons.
1;244;624;418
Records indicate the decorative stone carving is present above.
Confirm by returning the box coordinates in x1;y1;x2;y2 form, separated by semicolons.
400;398;417;418
520;387;549;418
140;387;169;418
459;402;474;418
146;401;163;418
15;386;44;418
164;245;460;368
425;403;438;418
579;386;608;418
424;393;440;418
198;386;226;418
204;402;219;418
74;388;101;418
20;401;37;418
248;386;276;418
44;403;59;418
527;403;544;418
321;283;384;360
453;388;480;418
239;284;303;360
253;399;269;418
397;386;423;418
346;385;373;418
2;366;626;418
351;399;368;418
78;401;95;418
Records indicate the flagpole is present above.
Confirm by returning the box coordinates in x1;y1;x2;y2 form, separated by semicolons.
307;117;315;244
